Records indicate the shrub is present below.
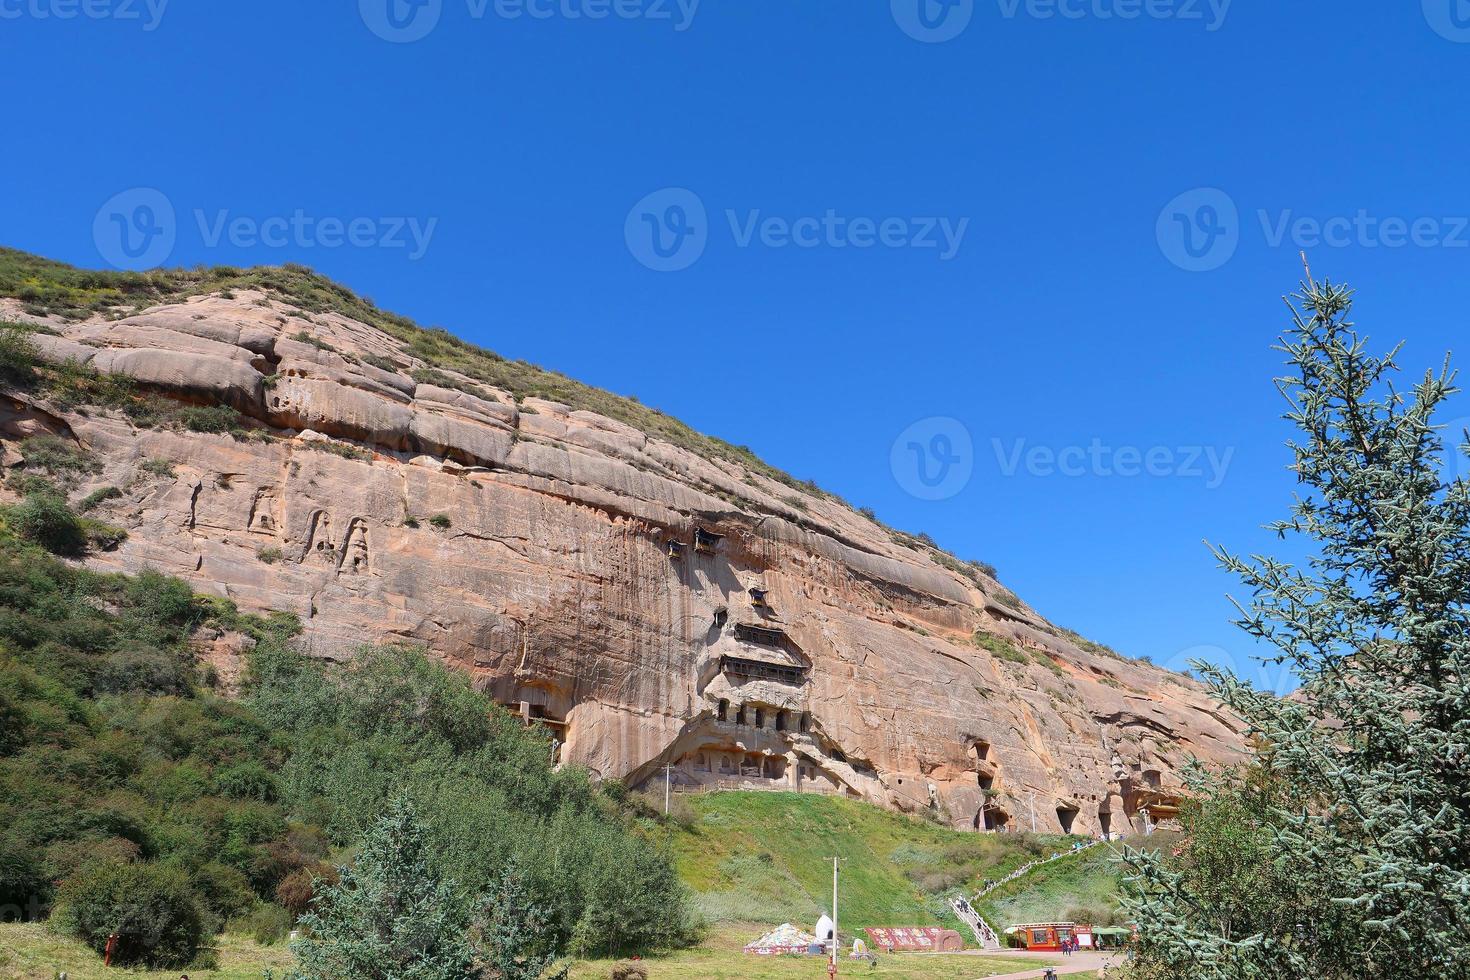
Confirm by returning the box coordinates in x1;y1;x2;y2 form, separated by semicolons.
429;513;451;529
291;330;338;352
80;517;127;551
78;485;122;512
275;864;336;917
0;325;38;382
257;546;284;564
177;405;243;435
56;861;207;968
6;491;87;556
213;761;278;802
361;353;401;372
140;458;176;478
235;901;292;945
973;632;1029;666
0;837;48;922
191;862;256;923
18;436;98;486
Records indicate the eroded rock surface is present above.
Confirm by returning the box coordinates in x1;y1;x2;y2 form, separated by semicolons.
0;291;1244;835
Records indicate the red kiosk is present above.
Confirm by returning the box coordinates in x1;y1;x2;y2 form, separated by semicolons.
1007;921;1093;951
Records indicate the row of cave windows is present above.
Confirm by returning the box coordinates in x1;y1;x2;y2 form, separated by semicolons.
716;699;810;733
690;752;826;783
691;752;787;778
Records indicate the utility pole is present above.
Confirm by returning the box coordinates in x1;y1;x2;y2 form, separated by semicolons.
1027;791;1037;833
829;856;840;977
663;764;673;815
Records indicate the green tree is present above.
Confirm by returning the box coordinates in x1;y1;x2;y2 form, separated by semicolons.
289;796;480;980
477;864;568;980
1123;272;1470;978
55;861;207;968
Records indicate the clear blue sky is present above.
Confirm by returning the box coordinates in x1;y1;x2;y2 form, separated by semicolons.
5;0;1470;690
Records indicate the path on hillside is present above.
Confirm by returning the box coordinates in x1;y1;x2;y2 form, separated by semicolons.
974;840;1102;901
951;840;1108;950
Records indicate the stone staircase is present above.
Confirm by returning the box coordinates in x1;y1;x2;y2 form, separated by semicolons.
949;895;1002;949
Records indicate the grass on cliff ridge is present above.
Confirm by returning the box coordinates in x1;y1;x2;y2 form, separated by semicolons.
0;248;1019;588
667;791;1107;931
0;247;827;499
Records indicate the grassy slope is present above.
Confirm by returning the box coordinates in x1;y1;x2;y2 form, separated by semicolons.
668;792;1119;932
0;792;1123;977
974;844;1131;929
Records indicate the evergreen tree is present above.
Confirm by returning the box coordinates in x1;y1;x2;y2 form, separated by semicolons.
1123;270;1470;978
476;864;568;980
289;796;481;980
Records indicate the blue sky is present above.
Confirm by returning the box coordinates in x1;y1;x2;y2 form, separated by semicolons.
5;0;1470;689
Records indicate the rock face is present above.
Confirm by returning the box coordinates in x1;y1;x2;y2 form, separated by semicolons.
0;289;1244;836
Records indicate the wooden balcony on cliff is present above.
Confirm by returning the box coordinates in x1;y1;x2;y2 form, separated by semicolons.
734;622;790;649
693;528;722;554
720;654;807;687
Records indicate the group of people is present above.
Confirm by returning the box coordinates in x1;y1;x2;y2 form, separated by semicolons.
1060;935;1084;955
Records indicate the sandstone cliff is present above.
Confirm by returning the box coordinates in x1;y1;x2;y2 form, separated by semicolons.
0;259;1244;836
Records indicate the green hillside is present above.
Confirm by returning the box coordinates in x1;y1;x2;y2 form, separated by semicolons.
974;842;1132;928
665;791;1125;932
